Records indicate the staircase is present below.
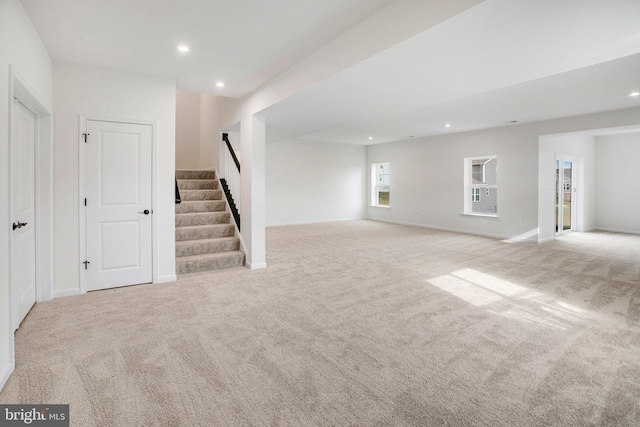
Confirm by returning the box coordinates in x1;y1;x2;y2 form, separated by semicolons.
175;170;245;274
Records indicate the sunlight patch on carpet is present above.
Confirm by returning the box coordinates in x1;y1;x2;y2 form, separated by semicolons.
427;269;588;330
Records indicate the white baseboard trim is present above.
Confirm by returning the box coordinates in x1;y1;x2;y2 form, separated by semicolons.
0;362;14;392
368;218;540;243
156;275;177;284
53;288;81;299
594;227;640;235
267;217;366;228
247;262;267;270
175;168;216;171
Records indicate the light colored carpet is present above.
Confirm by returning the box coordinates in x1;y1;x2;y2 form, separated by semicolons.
1;220;640;426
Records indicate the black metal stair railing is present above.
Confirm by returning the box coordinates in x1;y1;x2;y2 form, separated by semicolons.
220;133;240;230
219;179;240;231
175;177;181;204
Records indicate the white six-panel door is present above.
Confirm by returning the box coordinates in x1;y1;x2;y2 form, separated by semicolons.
85;120;153;291
12;100;37;327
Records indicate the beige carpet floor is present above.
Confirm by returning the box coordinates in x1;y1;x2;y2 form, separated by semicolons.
1;220;640;426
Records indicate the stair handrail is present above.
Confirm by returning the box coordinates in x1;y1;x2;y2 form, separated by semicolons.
222;133;240;173
220;133;241;231
175;177;181;204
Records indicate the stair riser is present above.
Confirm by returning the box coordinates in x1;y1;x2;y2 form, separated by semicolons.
176;170;216;180
176;240;240;257
176;212;230;227
175;201;226;214
180;190;222;201
176;226;235;241
176;253;245;274
178;180;218;190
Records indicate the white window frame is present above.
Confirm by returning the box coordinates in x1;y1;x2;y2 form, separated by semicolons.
371;163;390;207
464;155;498;217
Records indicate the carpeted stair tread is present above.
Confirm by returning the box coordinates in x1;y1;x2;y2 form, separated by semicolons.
175;211;231;227
175;170;244;274
175;224;235;241
175;170;216;180
175;200;226;214
175;251;245;274
179;189;223;201
175;237;240;257
178;179;218;190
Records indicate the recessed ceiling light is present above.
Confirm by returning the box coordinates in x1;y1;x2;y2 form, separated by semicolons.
628;91;640;97
215;82;225;88
368;136;373;140
445;123;451;128
177;45;190;53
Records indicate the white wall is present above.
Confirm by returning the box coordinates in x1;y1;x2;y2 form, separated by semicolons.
367;126;539;241
200;94;240;170
266;139;366;226
175;91;201;169
175;91;240;170
0;0;53;390
367;107;640;242
595;132;640;234
53;62;177;296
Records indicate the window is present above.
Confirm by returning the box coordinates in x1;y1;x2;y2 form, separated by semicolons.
372;163;390;207
464;156;497;215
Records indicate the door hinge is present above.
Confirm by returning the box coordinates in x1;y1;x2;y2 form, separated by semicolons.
83;133;89;143
83;260;90;270
84;198;87;206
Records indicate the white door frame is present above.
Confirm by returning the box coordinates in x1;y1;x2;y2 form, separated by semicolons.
9;66;54;332
78;116;159;294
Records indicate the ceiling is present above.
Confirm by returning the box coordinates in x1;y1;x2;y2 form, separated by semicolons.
21;0;640;145
20;0;395;98
262;0;640;144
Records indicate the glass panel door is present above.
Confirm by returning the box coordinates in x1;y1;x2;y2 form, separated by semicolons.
555;160;562;233
562;160;573;231
556;158;575;234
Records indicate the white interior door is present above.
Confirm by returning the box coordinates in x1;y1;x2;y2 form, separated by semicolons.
11;99;37;328
85;120;153;291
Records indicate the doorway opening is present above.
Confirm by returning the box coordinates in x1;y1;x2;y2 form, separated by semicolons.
555;157;577;235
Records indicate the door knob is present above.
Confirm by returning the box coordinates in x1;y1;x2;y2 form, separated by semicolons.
138;209;150;215
12;222;27;230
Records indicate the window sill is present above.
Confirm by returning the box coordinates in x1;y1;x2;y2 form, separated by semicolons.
371;205;391;209
460;212;499;218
